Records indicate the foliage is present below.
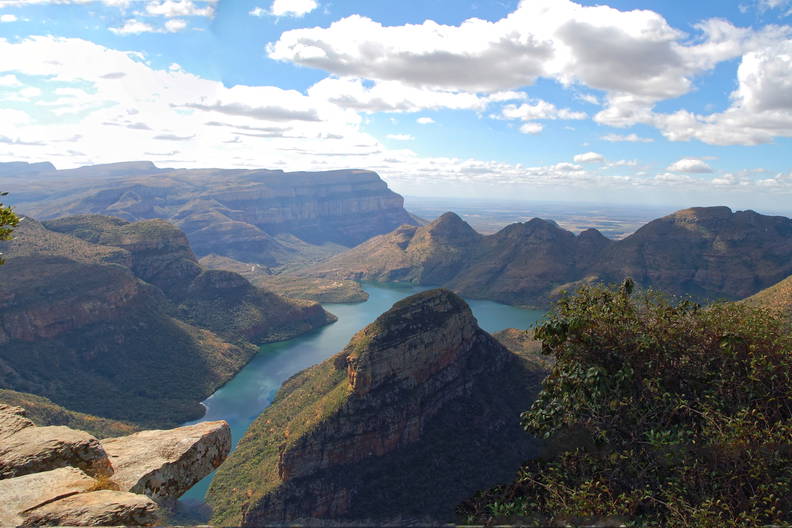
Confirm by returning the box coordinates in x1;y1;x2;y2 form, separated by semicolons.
460;282;792;527
0;191;20;264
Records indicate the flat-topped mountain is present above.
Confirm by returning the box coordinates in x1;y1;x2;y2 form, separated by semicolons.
305;207;792;306
0;216;335;427
207;289;546;525
2;162;417;268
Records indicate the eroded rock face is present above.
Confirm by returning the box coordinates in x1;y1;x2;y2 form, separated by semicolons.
0;425;112;479
101;420;231;503
0;467;98;526
0;406;232;527
208;289;547;525
20;490;159;527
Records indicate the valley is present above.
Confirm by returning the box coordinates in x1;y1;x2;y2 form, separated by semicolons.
176;282;545;521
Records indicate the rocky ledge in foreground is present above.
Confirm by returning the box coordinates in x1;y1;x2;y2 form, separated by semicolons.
0;404;229;526
208;289;548;526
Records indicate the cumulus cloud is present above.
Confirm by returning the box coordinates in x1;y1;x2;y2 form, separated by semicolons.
667;158;714;173
0;13;18;22
146;0;213;17
109;19;157;35
270;0;317;17
164;18;187;32
574;152;605;163
307;77;523;113
600;133;654;143
266;0;792;146
519;122;544;134
417;117;435;125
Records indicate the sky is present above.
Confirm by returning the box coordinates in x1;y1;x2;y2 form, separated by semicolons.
0;0;791;210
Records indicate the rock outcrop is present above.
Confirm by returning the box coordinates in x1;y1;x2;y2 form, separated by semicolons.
207;289;547;525
306;207;792;307
101;421;230;504
0;405;230;526
0;217;335;427
5;162;417;267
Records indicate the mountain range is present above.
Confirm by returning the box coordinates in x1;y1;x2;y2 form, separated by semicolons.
1;161;417;269
304;207;792;306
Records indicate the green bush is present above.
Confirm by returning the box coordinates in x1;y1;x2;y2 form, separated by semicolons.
460;282;792;527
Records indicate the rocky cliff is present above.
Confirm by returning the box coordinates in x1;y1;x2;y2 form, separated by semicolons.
306;207;792;306
0;217;335;427
3;163;417;267
0;404;229;526
206;289;546;525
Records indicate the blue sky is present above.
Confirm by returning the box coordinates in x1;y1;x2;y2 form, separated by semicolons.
0;0;791;210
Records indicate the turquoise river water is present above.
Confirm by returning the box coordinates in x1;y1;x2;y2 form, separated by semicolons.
178;282;545;513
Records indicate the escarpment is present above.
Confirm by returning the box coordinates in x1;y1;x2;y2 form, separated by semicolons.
207;289;546;525
5;163;417;267
0;404;230;527
306;207;792;306
0;216;336;427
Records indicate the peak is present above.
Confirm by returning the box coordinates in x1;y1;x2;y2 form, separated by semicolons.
343;289;479;394
577;228;608;241
423;212;479;242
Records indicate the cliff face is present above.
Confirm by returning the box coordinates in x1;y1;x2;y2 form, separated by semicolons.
0;216;336;427
6;163;417;267
207;289;546;525
306;207;792;306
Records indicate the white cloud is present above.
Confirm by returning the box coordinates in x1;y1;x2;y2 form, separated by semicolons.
600;133;654;143
574;152;605;163
145;0;213;17
0;74;22;86
164;18;187;32
386;134;413;141
519;122;543;135
0;13;18;22
109;19;157;35
417;117;435;125
667;158;713;173
307;77;519;113
270;0;317;17
249;6;265;17
266;0;792;146
502;100;587;121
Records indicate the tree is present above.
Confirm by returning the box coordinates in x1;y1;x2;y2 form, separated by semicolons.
460;283;792;527
0;192;20;264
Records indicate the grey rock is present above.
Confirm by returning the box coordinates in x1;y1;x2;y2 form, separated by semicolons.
20;490;160;527
0;467;97;526
0;425;112;479
102;420;230;503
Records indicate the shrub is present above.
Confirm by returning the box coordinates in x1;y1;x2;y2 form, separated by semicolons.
460;282;792;527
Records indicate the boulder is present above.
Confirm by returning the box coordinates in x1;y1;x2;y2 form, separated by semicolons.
0;467;97;526
20;490;159;527
102;420;230;503
0;425;112;479
0;404;34;440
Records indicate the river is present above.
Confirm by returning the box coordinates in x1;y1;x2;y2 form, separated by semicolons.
177;283;546;516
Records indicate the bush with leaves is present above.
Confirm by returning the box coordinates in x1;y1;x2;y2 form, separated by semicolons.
0;192;20;264
459;282;792;527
